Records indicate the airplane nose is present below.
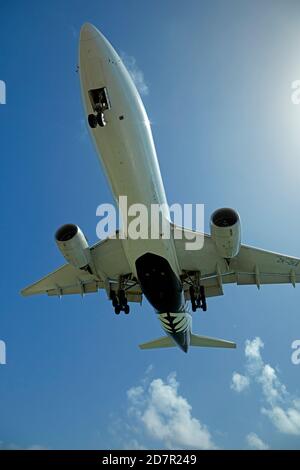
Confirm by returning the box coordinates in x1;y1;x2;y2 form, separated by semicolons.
80;23;98;41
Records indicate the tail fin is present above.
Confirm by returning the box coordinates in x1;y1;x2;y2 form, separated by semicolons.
190;333;236;349
139;336;176;350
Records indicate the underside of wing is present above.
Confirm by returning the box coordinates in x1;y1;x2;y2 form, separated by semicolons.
21;235;143;303
233;244;300;286
173;225;300;297
21;263;103;297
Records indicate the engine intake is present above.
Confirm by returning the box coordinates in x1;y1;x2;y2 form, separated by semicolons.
55;224;92;270
210;208;241;258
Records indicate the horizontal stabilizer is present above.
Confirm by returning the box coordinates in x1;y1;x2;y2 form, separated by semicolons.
190;333;236;349
139;336;176;350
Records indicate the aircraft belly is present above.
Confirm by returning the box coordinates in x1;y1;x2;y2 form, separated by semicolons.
79;32;180;277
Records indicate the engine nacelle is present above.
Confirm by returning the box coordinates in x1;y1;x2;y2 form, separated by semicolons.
55;224;92;270
210;208;241;258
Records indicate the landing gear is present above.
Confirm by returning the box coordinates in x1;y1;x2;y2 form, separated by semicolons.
200;286;207;311
110;280;130;315
111;291;118;308
96;111;106;127
190;286;197;312
189;285;206;312
114;305;121;315
88;110;106;129
87;87;111;129
183;272;207;312
88;114;98;128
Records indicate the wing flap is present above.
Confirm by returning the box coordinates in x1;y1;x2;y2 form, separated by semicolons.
47;280;101;296
236;272;300;285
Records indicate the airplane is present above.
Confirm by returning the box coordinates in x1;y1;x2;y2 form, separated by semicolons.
21;23;300;353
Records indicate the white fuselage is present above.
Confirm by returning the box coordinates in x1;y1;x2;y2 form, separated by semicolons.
79;24;180;279
79;24;192;352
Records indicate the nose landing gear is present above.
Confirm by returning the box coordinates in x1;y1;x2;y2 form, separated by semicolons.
96;112;106;127
88;112;106;128
87;87;111;129
88;114;98;129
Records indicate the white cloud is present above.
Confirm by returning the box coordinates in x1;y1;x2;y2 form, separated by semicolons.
123;439;147;450
121;53;149;96
262;403;300;435
246;432;269;450
231;372;250;393
126;372;217;450
232;337;300;436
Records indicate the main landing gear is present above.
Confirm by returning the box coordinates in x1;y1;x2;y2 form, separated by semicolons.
182;271;207;312
189;285;207;312
111;290;130;315
110;275;133;315
87;87;111;129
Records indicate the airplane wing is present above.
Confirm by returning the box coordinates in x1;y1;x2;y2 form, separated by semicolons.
172;225;300;299
22;225;300;303
21;236;143;303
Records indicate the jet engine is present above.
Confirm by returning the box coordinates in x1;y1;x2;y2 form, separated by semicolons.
210;208;241;258
55;224;92;270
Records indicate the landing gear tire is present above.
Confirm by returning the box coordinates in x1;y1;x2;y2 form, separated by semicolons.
88;114;98;128
114;305;121;315
110;291;118;308
97;112;106;127
118;289;127;308
124;305;130;315
190;286;197;312
199;286;206;311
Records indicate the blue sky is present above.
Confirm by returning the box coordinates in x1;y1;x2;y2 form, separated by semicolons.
1;0;300;450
